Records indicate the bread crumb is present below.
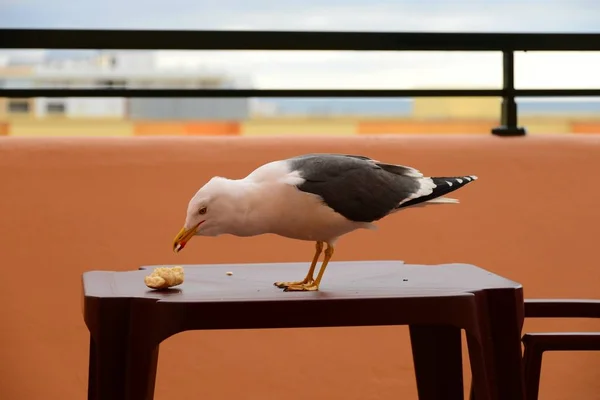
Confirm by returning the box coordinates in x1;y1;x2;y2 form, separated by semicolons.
145;266;184;289
226;271;233;276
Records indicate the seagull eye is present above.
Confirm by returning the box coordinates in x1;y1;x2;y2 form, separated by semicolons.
198;207;207;215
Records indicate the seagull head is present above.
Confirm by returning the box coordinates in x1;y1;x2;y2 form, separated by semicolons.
172;177;241;253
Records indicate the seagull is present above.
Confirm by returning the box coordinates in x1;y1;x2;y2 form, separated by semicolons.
172;153;477;292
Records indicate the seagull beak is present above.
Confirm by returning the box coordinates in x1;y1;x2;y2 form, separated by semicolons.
172;223;201;253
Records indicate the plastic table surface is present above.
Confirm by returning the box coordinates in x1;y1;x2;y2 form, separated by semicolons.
82;261;525;400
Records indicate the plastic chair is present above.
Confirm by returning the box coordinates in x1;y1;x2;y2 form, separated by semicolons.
521;299;600;400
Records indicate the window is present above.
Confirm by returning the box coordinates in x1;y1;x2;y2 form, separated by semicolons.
46;102;66;115
96;79;126;88
8;100;30;114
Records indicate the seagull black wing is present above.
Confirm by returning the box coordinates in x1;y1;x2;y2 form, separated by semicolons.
287;153;477;223
287;154;422;222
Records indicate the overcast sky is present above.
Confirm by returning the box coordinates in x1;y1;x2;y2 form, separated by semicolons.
2;0;600;90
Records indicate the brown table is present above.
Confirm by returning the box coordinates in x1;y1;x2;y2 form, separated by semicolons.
82;261;525;400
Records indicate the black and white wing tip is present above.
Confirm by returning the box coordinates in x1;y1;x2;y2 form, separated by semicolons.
398;174;478;209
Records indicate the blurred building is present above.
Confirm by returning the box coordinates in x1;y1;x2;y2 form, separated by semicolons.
0;51;249;121
1;51;599;136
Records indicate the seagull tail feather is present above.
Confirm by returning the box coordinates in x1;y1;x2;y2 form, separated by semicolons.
426;196;460;204
397;175;478;209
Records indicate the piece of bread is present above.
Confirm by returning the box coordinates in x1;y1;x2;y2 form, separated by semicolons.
144;266;184;289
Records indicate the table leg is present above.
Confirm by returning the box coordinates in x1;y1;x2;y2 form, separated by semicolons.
87;332;129;400
480;289;526;400
85;298;160;400
409;324;464;400
465;331;493;400
126;342;160;400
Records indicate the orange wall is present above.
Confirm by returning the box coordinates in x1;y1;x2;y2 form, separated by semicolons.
133;121;240;136
571;121;600;134
358;119;497;134
1;135;599;400
4;117;600;136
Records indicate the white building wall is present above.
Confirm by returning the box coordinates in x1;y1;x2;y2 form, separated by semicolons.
8;51;247;119
66;98;126;118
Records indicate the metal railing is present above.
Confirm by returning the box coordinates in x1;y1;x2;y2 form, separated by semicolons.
2;28;600;136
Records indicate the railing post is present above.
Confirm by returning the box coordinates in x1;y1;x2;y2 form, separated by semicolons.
492;51;526;136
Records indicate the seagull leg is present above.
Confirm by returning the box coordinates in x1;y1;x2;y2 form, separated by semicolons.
274;241;323;289
284;242;334;292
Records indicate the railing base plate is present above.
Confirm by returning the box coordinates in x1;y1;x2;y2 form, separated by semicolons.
491;126;527;136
